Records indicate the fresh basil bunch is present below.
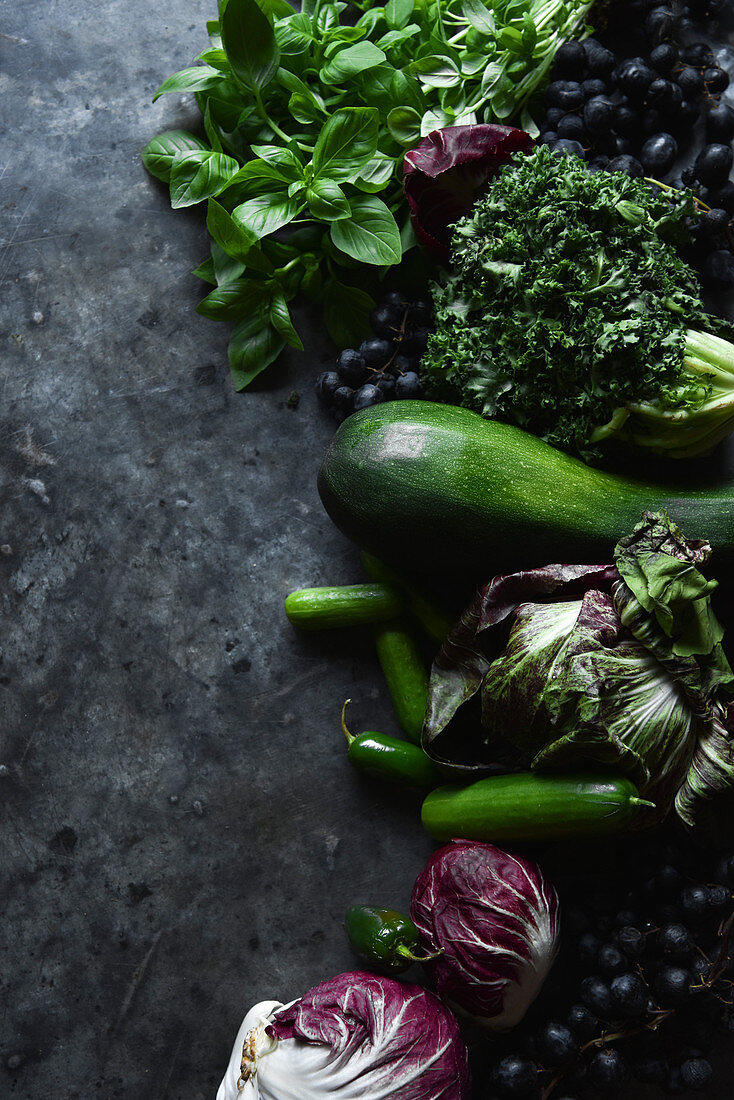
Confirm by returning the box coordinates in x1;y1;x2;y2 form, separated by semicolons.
143;0;594;388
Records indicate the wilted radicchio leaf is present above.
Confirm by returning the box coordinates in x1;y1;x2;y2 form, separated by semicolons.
410;841;560;1030
403;124;534;260
423;512;734;827
216;971;471;1100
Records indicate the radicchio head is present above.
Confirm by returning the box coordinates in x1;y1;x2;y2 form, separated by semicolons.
217;970;471;1100
410;840;560;1030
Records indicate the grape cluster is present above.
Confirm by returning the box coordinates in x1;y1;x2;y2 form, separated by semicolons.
537;1;734;288
315;292;432;421
472;828;734;1098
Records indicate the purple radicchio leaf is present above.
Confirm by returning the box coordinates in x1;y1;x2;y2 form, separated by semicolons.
410;841;560;1030
403;124;534;260
423;564;618;771
261;970;472;1100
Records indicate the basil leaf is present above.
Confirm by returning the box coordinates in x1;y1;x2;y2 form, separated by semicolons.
312;107;379;182
323;277;375;348
289;92;326;124
212;240;247;285
306;178;351;221
462;0;496;35
229;319;286;390
169;150;241;208
197;277;273;321
203;102;223;152
222;0;280;93
275;12;314;54
232;192;303;239
141;131;209;183
207;198;258;261
197;48;231;72
192;256;217;285
355;153;395;193
152;65;222;102
270;293;304;350
329;195;401;265
320;42;387;85
385;0;414;30
258;0;294;17
411;54;461;88
250;144;304;178
387;106;422;145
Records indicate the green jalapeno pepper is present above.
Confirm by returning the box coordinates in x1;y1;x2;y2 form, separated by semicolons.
342;701;441;788
345;905;442;974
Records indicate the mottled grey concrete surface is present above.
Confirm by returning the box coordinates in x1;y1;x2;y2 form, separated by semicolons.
3;3;734;1100
1;3;435;1097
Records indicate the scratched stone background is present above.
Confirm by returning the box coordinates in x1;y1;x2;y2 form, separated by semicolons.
2;3;734;1100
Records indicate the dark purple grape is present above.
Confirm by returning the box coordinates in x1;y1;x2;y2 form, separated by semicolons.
708;882;729;910
616;926;645;957
707;181;734;214
553;41;588;80
552;138;586;159
677;66;704;98
584;95;614;136
558;114;587;141
647;78;680;113
332;385;354;413
656;864;682;897
704;67;730;94
645;7;676;45
352;383;384;411
701;208;730;237
493;1055;539;1096
581;78;608;100
680;1058;713;1091
640;132;678;175
379;289;407;311
612;104;639;137
405;300;432;327
650;42;677;73
610;973;648;1017
578;932;601;965
336;348;368;387
568;1003;598;1041
658;923;693;960
389;353;413;376
706;103;734;142
607;154;644;177
375;375;395;399
641;108;664;136
358;336;393;369
581;976;613;1019
315;370;340;403
598;943;626;976
589;154;611;172
537;1022;578;1066
395;371;423;399
584;39;615;79
545;80;583;109
617;58;655;102
681;42;714;67
544;106;565;129
369;303;402;338
540;131;559;147
654;965;692;1006
679;884;711;923
588;1049;629;1094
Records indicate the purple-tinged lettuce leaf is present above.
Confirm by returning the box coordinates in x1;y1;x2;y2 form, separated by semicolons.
217;971;471;1100
423;513;734;825
410;841;560;1030
403;124;534;260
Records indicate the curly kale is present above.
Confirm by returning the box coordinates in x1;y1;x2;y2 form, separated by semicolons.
423;146;734;460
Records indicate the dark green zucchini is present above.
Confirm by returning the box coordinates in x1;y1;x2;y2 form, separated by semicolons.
421;772;655;842
317;402;734;585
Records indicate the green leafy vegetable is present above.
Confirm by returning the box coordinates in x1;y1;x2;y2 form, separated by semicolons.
143;0;594;389
423;146;734;459
423;511;734;828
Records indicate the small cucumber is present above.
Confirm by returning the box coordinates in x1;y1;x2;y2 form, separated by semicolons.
284;583;404;629
373;618;430;744
422;772;655;842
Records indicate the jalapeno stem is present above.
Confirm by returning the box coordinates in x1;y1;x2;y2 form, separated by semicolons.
341;699;356;746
